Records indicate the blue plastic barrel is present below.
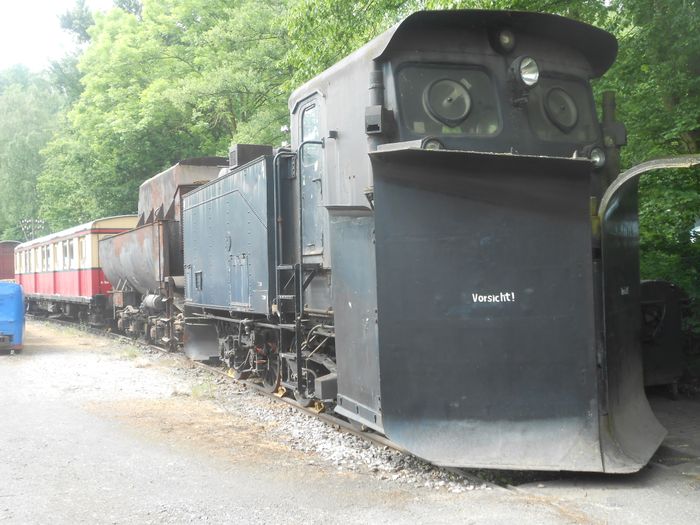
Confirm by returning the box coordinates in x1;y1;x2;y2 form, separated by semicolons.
0;282;24;350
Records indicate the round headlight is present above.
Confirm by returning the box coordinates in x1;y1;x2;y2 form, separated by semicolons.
518;57;539;87
590;147;606;168
422;138;444;150
498;29;515;52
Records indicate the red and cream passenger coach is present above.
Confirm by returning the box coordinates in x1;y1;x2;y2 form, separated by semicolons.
15;216;138;323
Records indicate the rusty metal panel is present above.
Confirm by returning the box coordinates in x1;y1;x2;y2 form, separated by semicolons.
99;221;180;294
137;157;226;225
0;241;19;280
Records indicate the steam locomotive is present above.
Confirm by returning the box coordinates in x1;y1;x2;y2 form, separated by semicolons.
17;9;700;473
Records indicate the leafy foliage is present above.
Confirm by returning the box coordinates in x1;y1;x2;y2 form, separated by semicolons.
0;68;65;240
38;0;289;228
598;1;700;298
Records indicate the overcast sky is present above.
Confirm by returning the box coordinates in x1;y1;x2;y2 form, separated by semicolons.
0;0;114;71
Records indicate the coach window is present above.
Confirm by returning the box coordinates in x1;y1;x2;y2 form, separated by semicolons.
69;239;77;269
63;241;69;270
47;244;52;271
79;236;87;268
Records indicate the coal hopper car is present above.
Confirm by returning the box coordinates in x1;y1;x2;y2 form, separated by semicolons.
98;158;227;347
179;9;684;472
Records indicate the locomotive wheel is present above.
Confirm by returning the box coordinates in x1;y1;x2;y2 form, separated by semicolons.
348;419;370;433
224;337;251;380
293;389;315;408
230;366;250;381
226;354;250;380
261;349;280;393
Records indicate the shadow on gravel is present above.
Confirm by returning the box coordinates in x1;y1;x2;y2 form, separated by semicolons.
472;465;659;489
468;393;700;489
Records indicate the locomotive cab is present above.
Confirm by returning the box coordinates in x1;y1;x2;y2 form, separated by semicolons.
378;12;611;165
288;10;665;472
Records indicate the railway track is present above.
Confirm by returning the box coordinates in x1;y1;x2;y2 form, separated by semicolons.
28;314;493;489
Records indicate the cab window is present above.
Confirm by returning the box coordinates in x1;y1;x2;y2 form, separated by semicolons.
396;64;501;138
526;76;598;143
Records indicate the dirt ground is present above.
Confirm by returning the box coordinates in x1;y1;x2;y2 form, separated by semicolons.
0;320;698;524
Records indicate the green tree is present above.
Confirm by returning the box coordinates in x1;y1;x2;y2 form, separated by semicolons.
60;0;95;43
38;0;288;228
598;1;700;298
0;68;64;240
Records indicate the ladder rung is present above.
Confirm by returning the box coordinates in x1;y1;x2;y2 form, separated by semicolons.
277;263;322;271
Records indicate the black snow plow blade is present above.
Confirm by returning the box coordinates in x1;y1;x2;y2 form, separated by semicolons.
368;148;676;472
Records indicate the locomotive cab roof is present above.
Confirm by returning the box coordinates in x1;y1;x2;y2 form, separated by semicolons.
289;9;617;108
377;9;617;77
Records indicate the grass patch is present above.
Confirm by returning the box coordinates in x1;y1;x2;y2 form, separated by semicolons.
119;345;141;360
190;379;216;400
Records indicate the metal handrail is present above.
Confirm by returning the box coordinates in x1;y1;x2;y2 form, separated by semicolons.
272;149;295;317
